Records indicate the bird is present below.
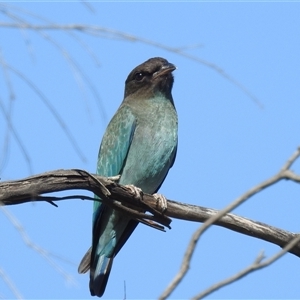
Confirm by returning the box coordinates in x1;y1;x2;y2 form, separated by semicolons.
78;57;178;297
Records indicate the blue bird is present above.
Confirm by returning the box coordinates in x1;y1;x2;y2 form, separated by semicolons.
78;57;178;297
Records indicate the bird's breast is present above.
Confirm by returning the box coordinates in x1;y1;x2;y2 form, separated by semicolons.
119;98;178;194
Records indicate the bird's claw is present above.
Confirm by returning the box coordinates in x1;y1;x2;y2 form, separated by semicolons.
153;193;168;213
125;185;143;201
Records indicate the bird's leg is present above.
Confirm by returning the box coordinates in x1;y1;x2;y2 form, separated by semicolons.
153;193;168;213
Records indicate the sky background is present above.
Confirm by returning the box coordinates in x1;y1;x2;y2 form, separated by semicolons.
1;1;300;299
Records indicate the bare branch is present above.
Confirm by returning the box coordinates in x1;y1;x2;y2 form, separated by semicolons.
1;168;300;256
0;21;262;107
0;50;33;174
1;160;300;297
0;169;172;229
0;5;106;164
1;207;77;287
80;0;96;13
158;146;300;299
281;146;300;171
192;233;300;299
0;267;23;299
2;62;87;163
0;99;32;174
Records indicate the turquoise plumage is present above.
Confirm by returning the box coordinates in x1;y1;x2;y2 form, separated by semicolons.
78;57;178;297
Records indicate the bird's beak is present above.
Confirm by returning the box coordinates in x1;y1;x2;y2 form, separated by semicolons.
153;62;176;79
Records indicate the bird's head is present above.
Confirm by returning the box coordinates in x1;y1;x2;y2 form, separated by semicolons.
124;57;176;101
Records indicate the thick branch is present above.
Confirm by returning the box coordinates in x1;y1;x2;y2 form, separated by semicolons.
0;169;299;257
0;169;171;229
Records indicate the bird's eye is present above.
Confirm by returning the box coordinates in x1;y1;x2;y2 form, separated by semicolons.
134;72;144;81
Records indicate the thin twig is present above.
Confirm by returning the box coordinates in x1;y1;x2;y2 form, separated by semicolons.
281;146;300;171
1;207;77;286
4;63;87;163
193;233;300;299
0;50;32;174
36;194;167;231
0;98;32;174
0;21;262;107
0;267;23;299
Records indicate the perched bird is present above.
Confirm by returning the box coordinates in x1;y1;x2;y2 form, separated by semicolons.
78;57;178;297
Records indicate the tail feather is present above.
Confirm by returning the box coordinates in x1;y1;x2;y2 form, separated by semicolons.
90;255;114;297
78;247;92;274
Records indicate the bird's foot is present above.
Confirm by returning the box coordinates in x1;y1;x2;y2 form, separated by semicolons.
153;193;168;213
125;185;143;201
108;175;121;182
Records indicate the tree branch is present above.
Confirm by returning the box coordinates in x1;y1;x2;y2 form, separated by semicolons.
1;206;76;287
158;146;300;299
192;232;300;299
1;168;300;257
0;19;262;107
0;266;23;299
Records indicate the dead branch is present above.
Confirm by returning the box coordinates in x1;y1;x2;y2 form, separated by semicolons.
192;233;300;299
1;168;300;258
0;267;23;299
0;19;261;107
158;146;300;300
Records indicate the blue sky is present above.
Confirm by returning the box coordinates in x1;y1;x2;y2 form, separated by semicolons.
1;1;300;299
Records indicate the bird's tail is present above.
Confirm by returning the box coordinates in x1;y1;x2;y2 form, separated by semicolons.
78;247;114;297
89;254;114;297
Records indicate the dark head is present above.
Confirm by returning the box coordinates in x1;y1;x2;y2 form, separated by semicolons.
124;57;176;101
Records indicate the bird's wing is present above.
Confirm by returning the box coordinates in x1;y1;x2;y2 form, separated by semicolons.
79;105;138;297
92;104;136;223
78;105;136;275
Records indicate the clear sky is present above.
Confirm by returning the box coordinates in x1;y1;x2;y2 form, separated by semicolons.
1;1;300;299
